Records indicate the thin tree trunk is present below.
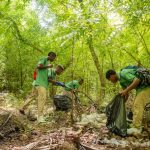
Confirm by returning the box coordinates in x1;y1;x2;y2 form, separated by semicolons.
78;0;105;104
18;47;23;89
87;35;105;104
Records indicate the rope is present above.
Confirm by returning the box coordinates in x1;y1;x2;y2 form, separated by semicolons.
0;113;13;130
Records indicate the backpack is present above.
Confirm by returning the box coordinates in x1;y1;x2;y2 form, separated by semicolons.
33;68;37;80
136;68;150;86
121;65;139;71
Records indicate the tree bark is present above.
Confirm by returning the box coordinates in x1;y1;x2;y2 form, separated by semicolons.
87;34;105;104
77;0;105;104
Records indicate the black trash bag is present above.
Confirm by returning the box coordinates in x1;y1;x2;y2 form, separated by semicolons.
106;94;127;137
53;95;71;111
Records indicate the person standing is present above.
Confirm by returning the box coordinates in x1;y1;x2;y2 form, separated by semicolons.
20;52;56;122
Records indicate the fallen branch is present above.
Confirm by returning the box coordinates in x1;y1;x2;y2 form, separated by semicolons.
12;128;82;150
78;91;96;104
0;113;12;130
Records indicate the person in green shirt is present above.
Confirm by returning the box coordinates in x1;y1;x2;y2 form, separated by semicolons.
106;67;150;135
48;65;64;85
20;52;64;122
63;78;84;99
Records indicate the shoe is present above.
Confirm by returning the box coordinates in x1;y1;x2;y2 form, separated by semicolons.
27;115;37;121
127;127;142;135
37;116;46;123
19;109;25;115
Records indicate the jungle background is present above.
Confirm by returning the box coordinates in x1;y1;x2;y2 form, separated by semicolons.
0;0;150;149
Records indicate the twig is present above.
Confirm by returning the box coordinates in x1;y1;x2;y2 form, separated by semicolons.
0;113;13;130
77;91;96;104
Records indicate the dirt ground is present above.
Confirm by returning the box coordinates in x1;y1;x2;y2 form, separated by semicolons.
0;92;150;150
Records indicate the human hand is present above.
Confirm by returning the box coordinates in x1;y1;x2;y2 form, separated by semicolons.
119;89;128;97
47;64;53;68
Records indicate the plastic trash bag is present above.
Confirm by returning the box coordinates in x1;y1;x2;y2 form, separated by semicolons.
53;95;71;111
106;94;127;137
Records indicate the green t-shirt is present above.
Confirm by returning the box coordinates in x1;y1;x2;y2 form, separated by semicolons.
65;80;80;91
48;68;56;80
34;57;49;89
119;69;148;94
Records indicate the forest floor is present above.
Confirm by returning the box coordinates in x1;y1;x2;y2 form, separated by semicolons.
0;92;150;150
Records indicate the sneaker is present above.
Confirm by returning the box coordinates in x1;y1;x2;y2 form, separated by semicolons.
19;109;25;115
27;115;37;121
37;116;46;123
127;127;142;135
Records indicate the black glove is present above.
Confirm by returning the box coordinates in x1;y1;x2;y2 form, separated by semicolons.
55;82;65;87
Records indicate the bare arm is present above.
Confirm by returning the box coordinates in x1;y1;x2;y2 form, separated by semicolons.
120;78;141;97
126;78;141;92
48;78;65;87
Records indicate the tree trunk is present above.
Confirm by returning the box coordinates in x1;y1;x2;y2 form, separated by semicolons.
87;35;105;105
77;0;105;105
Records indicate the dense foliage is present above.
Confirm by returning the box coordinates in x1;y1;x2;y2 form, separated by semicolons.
0;0;150;105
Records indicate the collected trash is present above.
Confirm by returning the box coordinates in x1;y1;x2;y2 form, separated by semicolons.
80;127;150;149
76;113;106;126
106;94;127;137
99;137;150;148
53;95;71;111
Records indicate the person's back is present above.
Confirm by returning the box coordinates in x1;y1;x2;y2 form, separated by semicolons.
119;68;148;94
63;78;84;99
106;66;150;136
65;80;80;91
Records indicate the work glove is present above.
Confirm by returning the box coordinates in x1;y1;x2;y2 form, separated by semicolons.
55;82;65;87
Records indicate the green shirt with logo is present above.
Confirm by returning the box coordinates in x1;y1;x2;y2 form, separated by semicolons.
65;80;80;91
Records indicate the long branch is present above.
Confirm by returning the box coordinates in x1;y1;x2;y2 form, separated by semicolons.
0;12;43;53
